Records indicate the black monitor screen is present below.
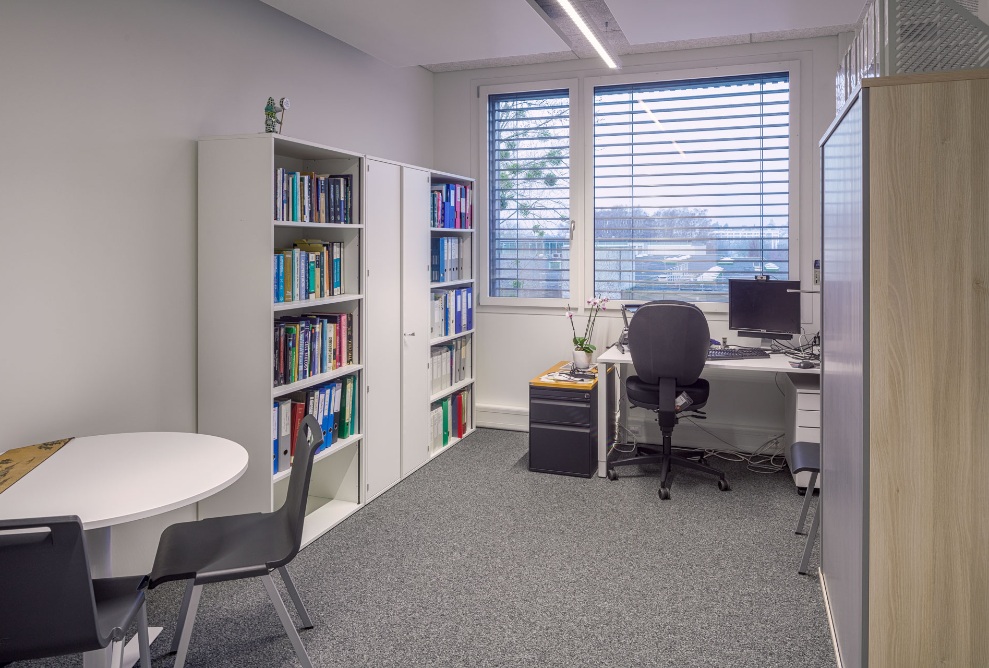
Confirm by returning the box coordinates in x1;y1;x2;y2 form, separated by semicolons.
728;279;800;339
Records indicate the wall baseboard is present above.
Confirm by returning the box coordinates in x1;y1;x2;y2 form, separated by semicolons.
476;404;528;431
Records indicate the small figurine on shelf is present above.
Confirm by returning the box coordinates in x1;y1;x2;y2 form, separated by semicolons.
264;97;291;133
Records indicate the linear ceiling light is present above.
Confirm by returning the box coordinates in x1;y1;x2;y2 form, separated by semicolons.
555;0;619;68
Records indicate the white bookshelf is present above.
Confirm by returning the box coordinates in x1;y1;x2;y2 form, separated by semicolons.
197;133;364;545
427;172;476;459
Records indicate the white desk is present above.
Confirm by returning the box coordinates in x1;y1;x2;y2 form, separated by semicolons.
595;345;820;477
0;432;248;668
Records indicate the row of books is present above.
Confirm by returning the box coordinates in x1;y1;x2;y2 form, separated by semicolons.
273;240;345;303
273;312;356;388
430;287;473;339
430;387;472;452
431;183;472;229
430;338;472;395
274;169;353;224
271;375;359;474
431;236;468;283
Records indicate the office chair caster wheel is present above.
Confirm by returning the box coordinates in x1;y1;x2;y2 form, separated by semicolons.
718;479;731;492
658;487;671;500
606;469;618;481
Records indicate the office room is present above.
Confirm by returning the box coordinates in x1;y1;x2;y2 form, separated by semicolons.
1;1;986;667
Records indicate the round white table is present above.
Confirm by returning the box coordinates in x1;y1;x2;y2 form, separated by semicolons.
0;432;249;668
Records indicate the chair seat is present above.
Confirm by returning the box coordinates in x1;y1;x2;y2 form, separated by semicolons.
93;576;148;643
627;376;709;410
789;441;820;474
150;512;293;588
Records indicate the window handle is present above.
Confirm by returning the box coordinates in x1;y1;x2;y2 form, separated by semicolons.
569;219;575;241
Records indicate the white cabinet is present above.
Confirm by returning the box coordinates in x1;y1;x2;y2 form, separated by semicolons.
784;372;820;490
364;162;476;493
364;159;403;499
401;167;432;475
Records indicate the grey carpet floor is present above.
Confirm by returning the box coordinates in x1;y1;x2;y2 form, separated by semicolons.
17;428;833;667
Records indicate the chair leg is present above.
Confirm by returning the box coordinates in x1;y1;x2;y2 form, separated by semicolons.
799;496;821;575
113;640;125;668
170;580;195;654
172;584;203;668
669;454;727;481
795;471;819;534
136;602;151;667
278;566;314;629
262;574;314;668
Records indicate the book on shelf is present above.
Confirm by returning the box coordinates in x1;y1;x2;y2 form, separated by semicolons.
430;236;466;283
273;312;357;387
430;288;473;339
429;386;472;451
272;373;359;473
275;169;354;224
430;182;472;229
429;337;472;394
273;240;345;304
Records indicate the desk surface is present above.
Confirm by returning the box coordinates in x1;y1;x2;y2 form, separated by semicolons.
0;432;248;529
596;345;821;375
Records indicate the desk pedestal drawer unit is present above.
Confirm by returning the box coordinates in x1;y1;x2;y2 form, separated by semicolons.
784;373;820;490
528;363;614;478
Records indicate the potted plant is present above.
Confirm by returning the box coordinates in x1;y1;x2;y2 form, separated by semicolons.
566;297;608;370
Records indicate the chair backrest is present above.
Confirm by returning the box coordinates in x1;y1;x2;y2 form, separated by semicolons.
627;300;710;385
270;414;323;569
0;516;102;662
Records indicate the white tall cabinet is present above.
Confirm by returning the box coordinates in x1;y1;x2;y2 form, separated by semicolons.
401;167;432;476
364;159;403;499
364;161;476;496
197;134;363;547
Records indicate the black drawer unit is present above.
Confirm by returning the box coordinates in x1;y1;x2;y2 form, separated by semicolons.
528;363;614;477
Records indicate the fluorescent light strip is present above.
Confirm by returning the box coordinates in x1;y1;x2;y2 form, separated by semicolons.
634;94;687;156
555;0;619;69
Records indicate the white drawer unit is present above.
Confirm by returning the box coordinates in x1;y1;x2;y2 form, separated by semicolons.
784;372;821;491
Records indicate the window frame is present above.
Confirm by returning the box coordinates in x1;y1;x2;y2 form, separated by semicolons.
477;61;802;314
478;79;580;308
581;61;801;312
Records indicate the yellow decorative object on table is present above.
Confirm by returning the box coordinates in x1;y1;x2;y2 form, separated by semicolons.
0;438;73;495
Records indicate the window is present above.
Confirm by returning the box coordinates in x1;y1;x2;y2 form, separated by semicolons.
487;90;571;299
593;73;790;302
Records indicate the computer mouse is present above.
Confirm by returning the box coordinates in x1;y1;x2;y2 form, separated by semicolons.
795;360;816;369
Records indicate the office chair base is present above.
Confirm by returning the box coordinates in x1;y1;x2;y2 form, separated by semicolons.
607;445;730;500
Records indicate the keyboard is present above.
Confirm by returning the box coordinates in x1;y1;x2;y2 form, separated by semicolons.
707;347;770;360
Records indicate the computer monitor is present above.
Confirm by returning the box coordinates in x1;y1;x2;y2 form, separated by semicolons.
621;302;644;330
728;279;800;341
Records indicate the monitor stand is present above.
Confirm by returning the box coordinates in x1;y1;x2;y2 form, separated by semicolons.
737;331;792;349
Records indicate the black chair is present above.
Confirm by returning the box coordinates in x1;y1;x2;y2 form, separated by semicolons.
606;300;730;499
148;415;323;668
790;440;821;575
0;516;151;668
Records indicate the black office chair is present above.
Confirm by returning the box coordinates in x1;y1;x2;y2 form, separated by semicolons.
148;415;323;668
0;516;151;668
606;300;730;500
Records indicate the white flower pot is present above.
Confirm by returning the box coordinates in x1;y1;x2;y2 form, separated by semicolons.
572;349;592;370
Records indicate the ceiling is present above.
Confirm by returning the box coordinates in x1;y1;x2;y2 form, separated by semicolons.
261;0;866;71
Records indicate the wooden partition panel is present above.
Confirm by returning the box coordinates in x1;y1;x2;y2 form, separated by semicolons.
867;77;989;668
821;94;868;668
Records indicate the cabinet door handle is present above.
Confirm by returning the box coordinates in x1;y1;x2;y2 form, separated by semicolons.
404;332;416;337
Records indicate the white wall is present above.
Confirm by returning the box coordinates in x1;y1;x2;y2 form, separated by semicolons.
432;38;838;445
0;0;433;573
0;0;432;448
